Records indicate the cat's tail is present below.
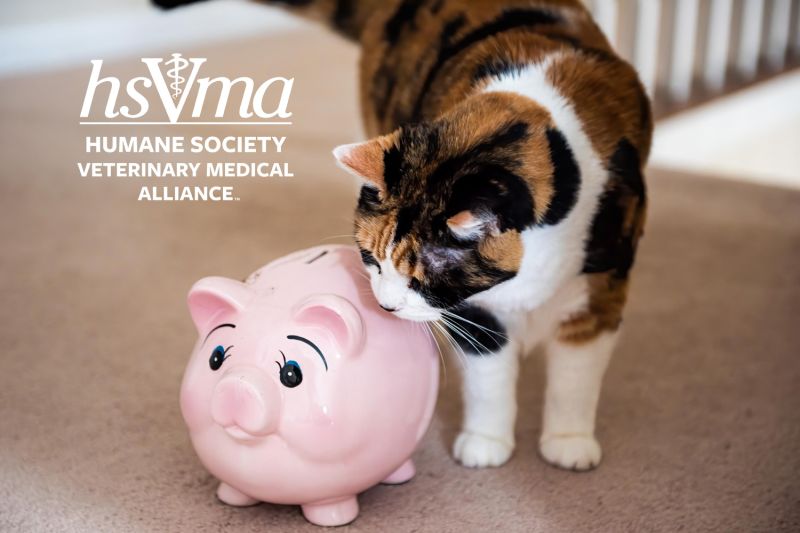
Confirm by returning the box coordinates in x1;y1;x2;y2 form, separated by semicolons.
153;0;381;41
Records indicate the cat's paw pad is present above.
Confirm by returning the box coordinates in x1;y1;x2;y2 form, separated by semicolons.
539;434;602;471
453;431;514;468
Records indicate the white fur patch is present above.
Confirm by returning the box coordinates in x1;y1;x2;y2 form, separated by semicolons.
453;340;519;468
539;330;618;470
368;245;441;321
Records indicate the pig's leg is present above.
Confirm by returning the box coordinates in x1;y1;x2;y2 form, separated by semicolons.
381;458;415;485
216;482;259;507
451;306;519;468
302;496;359;527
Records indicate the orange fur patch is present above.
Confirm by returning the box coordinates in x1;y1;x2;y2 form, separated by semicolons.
479;230;523;272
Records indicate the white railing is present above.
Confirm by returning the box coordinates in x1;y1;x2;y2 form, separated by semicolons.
588;0;800;115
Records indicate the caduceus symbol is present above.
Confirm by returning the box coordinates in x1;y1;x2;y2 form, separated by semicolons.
165;53;189;99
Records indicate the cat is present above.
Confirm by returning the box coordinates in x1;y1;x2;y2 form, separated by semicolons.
157;0;652;471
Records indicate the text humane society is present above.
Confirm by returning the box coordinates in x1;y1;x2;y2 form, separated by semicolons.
85;136;286;153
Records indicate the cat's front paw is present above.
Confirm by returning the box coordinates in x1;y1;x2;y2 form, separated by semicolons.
539;434;602;471
453;431;514;468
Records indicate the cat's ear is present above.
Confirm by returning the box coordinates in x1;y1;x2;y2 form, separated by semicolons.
446;210;497;240
332;136;391;190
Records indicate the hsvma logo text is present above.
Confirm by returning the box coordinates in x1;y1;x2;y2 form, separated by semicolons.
80;53;293;123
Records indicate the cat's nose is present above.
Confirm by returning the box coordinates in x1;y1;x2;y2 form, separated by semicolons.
376;285;405;310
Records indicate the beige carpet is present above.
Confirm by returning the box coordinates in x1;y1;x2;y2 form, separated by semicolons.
1;30;799;533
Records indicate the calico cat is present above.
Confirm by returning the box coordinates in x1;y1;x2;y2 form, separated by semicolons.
158;0;652;471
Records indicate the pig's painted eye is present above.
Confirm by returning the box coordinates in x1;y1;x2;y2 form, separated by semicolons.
276;351;303;388
209;345;232;371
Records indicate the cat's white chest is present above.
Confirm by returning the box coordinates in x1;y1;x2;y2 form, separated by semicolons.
481;274;592;353
468;223;587;312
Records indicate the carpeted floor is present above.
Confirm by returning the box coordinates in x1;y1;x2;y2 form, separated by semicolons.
1;29;799;533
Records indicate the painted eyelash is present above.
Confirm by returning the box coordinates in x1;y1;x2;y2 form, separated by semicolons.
275;350;287;370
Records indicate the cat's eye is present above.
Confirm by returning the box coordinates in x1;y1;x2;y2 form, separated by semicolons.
359;248;381;273
409;278;421;291
209;345;231;371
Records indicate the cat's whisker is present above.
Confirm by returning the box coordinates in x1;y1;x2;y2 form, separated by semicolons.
431;321;466;371
353;270;371;281
445;327;469;369
439;316;483;353
422;321;448;385
440;316;492;356
440;316;509;353
441;309;509;340
319;234;355;242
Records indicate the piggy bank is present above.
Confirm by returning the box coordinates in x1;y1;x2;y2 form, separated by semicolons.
180;245;439;526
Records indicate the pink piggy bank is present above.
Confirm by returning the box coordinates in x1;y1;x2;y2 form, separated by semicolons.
180;245;439;526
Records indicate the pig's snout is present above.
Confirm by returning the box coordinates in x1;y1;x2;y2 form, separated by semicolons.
211;366;280;438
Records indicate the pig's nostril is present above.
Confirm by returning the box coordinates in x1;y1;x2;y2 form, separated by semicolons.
222;425;257;441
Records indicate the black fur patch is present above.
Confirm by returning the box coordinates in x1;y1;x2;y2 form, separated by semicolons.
373;8;465;126
407;248;418;269
445;304;507;354
383;144;406;194
582;189;623;274
425;121;529;192
487;121;530;150
582;138;645;277
473;58;525;83
424;128;441;163
333;0;355;33
385;0;425;45
638;91;653;144
356;185;382;214
151;0;208;7
430;0;445;14
393;205;418;243
541;33;618;62
371;71;396;118
380;13;464;125
412;8;561;119
440;14;468;44
540;128;580;225
447;164;535;232
613;138;645;197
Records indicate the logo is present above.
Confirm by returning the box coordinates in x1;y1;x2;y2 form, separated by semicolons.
80;53;294;124
166;53;188;100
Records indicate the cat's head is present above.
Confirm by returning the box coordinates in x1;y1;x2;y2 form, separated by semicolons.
334;93;571;321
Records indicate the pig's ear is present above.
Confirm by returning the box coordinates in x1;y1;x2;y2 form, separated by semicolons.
187;277;251;333
293;294;365;356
